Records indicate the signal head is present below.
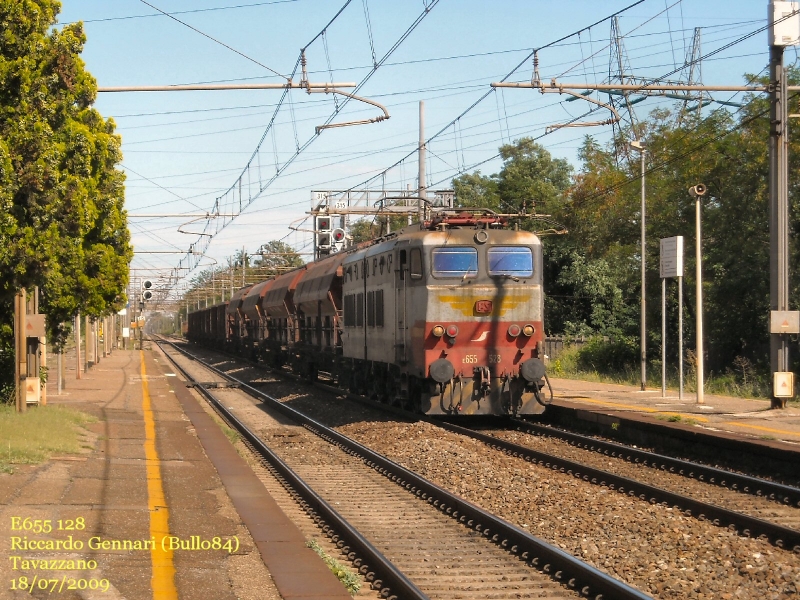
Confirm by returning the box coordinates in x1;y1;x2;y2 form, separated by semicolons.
316;216;332;232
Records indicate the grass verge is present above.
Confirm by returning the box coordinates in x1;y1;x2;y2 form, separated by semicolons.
0;405;97;474
306;538;361;595
209;413;240;446
549;344;776;400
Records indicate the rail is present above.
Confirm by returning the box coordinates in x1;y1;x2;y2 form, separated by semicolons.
158;337;651;600
156;338;428;600
437;420;800;552
511;418;800;507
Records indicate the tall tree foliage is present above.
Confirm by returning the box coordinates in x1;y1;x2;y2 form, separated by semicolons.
553;76;800;374
181;241;305;312
349;215;413;243
252;240;304;273
0;0;132;349
453;138;572;218
453;84;800;377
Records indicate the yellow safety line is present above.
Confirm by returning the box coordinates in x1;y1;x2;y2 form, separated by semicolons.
140;352;178;599
555;395;709;423
723;421;800;439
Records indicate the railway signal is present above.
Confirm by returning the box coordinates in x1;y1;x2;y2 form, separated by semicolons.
141;280;153;302
332;228;346;251
316;215;332;253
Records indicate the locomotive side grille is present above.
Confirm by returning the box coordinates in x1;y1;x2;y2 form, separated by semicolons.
356;293;364;327
367;291;375;327
375;289;384;327
343;294;355;327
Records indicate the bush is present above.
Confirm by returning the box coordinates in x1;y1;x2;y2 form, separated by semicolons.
550;337;774;400
575;336;638;374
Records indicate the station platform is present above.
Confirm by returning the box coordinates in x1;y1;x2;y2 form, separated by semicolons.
548;376;800;450
0;346;350;600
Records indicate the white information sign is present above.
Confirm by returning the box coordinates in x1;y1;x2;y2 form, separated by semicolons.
122;327;130;338
770;310;800;334
773;371;795;398
770;2;800;46
660;236;684;279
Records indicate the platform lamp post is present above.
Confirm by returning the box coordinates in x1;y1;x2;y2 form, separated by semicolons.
688;184;707;404
630;140;647;391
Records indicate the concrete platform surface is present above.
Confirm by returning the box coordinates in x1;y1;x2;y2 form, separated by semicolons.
549;376;800;446
1;347;349;600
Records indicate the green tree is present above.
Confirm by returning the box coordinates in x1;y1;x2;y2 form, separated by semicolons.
451;138;577;333
252;240;304;275
561;80;800;376
451;75;800;382
452;138;572;219
0;0;132;352
452;171;499;210
349;216;411;243
496;138;573;216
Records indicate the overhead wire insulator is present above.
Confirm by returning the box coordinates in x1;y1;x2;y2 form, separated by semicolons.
300;51;309;92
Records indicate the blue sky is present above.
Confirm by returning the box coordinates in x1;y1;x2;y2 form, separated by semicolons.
57;1;771;294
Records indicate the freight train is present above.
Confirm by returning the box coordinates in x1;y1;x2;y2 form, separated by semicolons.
187;209;551;415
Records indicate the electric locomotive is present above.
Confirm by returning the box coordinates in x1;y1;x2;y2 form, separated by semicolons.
187;209;550;416
338;210;548;415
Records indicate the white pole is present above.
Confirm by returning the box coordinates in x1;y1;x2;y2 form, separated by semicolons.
696;197;704;404
678;275;684;401
662;278;666;398
640;148;647;391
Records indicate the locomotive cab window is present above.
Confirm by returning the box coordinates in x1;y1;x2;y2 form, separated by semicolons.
410;248;423;279
431;247;478;278
398;250;407;281
488;246;533;278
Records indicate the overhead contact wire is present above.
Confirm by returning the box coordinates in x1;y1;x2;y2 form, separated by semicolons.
139;0;289;80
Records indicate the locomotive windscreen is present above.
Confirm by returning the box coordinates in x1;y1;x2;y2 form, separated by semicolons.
487;246;533;277
431;247;478;278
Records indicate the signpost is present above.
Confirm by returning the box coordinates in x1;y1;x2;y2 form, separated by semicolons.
660;236;684;400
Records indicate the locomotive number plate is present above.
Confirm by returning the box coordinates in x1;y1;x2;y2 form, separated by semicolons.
475;300;493;313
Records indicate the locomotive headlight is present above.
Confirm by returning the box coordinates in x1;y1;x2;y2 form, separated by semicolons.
522;324;535;337
432;325;445;337
445;324;459;338
507;324;521;338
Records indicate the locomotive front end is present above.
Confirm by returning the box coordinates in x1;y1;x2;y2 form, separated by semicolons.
416;226;548;415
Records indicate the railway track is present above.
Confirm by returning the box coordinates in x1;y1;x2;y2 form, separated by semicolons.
156;337;648;600
159;338;800;598
507;419;800;496
443;421;800;551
